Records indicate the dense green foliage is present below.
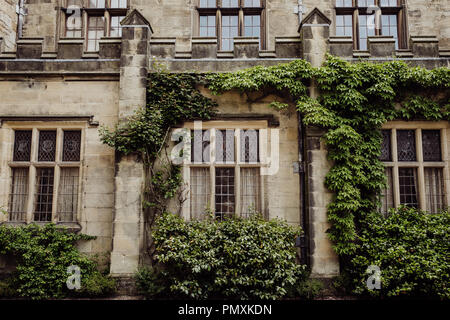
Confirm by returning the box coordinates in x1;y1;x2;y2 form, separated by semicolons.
138;213;307;300
207;55;450;259
100;56;449;299
0;224;115;300
350;207;450;299
100;72;217;160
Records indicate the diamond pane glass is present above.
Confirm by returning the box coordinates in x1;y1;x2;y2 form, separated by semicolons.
63;131;81;162
215;167;235;220
422;130;441;162
38;131;57;162
399;167;418;208
397;130;416;161
34;168;54;221
240;129;259;163
216;129;235;163
13;130;32;162
380;130;391;161
191;130;210;163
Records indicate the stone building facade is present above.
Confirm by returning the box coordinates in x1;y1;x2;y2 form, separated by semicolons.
0;0;449;282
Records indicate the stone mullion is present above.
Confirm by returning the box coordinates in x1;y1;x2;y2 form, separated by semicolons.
416;129;426;211
391;128;401;208
235;130;240;217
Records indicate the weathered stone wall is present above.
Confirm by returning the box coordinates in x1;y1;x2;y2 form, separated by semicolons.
0;0;17;52
0;79;119;259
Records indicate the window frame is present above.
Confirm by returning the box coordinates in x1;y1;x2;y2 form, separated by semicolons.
196;0;266;51
60;1;128;51
380;122;449;214
335;0;407;50
180;121;268;220
6;123;85;224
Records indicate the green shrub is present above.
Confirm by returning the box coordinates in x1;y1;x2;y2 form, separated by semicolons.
350;207;450;299
0;223;116;300
135;266;167;299
293;278;324;300
0;278;17;298
73;271;116;298
150;213;307;300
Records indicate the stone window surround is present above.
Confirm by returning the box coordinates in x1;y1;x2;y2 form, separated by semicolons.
334;0;408;50
59;0;128;51
2;121;86;228
381;121;450;212
195;0;267;51
180;120;269;220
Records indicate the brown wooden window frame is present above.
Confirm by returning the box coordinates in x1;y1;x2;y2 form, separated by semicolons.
197;0;266;51
335;0;407;50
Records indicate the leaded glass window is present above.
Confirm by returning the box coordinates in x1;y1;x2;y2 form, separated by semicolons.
215;167;235;220
380;130;391;161
399;167;418;208
240;167;260;217
397;130;416;162
240;129;259;163
191;130;211;163
380;167;394;215
190;168;211;219
34;167;55;222
9;168;29;222
63;130;82;162
422;130;441;162
216;129;235;163
424;168;445;213
38;131;57;162
57;167;79;222
13;130;32;162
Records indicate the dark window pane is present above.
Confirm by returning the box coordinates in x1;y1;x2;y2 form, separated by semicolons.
422;130;441;161
380;130;391;161
397;130;416;161
215;167;235;220
63;130;81;162
13;130;32;162
38;131;57;162
398;168;418;208
34;168;54;221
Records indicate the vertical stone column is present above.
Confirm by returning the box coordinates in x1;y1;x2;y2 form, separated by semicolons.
110;10;153;276
299;8;340;277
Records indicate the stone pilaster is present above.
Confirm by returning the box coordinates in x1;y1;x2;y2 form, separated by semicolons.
299;8;340;278
110;10;152;276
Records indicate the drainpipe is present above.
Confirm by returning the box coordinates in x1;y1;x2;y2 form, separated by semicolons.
294;0;304;26
16;0;27;39
297;112;309;267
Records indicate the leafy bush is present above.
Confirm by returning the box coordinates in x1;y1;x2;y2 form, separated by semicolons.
0;223;116;300
148;213;307;300
350;207;449;299
293;278;324;300
135;266;167;299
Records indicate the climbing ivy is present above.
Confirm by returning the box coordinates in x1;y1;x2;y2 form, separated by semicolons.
100;70;217;261
207;54;450;259
100;55;450;270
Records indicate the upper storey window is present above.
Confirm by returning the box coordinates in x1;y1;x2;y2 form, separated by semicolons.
197;0;266;50
335;0;406;50
61;0;128;52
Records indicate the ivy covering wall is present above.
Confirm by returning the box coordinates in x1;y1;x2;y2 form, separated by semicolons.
101;55;450;298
